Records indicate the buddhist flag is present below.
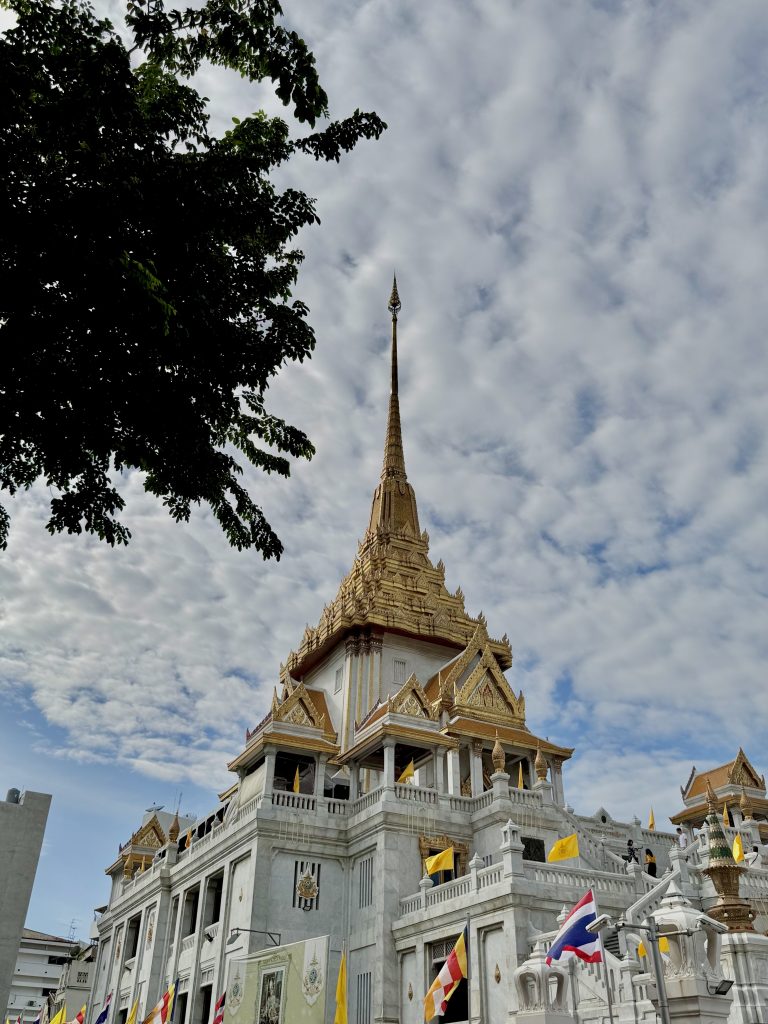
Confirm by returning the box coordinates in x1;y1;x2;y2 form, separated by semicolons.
638;936;670;957
125;1001;138;1024
424;927;468;1021
333;948;348;1024
142;982;175;1024
398;760;415;784
648;808;655;830
293;766;300;793
548;833;579;862
517;762;524;790
425;847;454;880
733;833;745;863
68;1007;86;1024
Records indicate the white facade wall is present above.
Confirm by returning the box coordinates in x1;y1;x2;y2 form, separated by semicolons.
0;790;52;1017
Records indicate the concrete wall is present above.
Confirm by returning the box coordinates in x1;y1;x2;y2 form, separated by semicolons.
0;790;52;1018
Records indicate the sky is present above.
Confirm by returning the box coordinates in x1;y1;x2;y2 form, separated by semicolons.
2;0;768;939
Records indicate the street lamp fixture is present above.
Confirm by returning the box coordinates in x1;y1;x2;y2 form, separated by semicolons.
226;928;281;947
585;914;671;1024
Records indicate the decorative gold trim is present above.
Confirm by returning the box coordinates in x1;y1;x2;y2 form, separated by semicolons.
389;672;439;721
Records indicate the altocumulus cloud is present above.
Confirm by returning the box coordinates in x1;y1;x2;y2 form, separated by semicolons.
2;0;768;822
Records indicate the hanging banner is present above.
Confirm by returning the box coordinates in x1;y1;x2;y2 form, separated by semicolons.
224;935;330;1024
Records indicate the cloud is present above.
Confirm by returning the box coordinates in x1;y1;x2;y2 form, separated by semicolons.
2;0;768;831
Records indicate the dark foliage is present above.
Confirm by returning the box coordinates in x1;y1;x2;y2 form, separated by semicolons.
0;0;385;554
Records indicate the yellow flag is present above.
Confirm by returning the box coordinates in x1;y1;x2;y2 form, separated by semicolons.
425;847;454;876
184;828;192;849
648;808;655;830
333;949;348;1024
547;834;579;862
733;833;745;863
397;760;415;784
517;762;524;790
638;936;669;957
49;1008;66;1024
723;803;729;827
293;766;301;793
125;1001;139;1024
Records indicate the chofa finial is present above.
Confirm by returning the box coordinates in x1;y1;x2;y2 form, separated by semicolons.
388;273;401;320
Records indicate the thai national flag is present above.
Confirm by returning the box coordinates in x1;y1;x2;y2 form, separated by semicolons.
94;994;113;1024
545;889;603;966
211;992;225;1024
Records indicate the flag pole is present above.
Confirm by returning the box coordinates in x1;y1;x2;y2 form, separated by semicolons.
465;914;472;1024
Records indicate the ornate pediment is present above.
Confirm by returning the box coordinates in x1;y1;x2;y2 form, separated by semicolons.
128;814;166;850
389;673;439;722
273;682;324;731
729;748;765;791
436;625;525;725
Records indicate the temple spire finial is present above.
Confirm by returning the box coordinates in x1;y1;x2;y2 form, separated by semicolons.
388;272;401;321
367;275;420;536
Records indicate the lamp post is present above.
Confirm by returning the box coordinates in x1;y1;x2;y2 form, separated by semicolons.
226;928;281;947
586;914;671;1024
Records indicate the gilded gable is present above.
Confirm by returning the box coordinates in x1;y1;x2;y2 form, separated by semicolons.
390;673;439;722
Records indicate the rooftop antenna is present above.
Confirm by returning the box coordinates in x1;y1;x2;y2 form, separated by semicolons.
67;919;77;942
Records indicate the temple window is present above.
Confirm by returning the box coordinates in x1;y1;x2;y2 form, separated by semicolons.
394;659;407;684
335;667;343;693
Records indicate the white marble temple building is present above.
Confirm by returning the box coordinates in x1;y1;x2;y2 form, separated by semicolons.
90;285;768;1024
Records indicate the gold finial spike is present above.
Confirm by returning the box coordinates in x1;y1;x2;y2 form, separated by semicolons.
492;732;505;773
388;272;401;321
534;740;548;781
740;786;754;821
706;778;718;813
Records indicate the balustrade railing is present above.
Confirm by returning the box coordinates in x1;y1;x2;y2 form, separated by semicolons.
394;783;438;804
349;787;383;815
271;792;317;811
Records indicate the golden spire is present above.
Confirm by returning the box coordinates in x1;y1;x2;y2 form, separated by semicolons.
381;273;406;482
368;275;420;536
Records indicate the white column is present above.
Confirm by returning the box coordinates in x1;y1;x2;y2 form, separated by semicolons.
348;761;359;801
470;740;484;796
314;754;327;800
447;747;461;796
263;747;276;798
383;739;396;790
434;748;446;794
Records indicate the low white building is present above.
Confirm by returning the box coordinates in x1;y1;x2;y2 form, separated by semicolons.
6;929;72;1024
89;289;768;1024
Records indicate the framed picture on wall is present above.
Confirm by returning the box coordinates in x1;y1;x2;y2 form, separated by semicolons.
256;965;286;1024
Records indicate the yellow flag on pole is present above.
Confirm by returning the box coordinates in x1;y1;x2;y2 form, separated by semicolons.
293;766;300;793
425;847;454;876
547;834;579;862
397;760;415;784
517;762;524;789
49;1009;66;1024
648;808;655;830
333;948;348;1024
733;833;745;863
125;1001;139;1024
